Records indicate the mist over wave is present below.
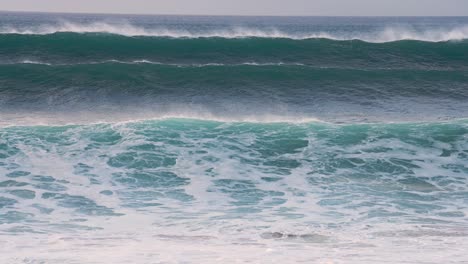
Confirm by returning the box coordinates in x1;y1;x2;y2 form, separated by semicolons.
1;61;467;124
2;21;468;42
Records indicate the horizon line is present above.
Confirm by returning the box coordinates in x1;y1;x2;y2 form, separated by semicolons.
1;9;468;18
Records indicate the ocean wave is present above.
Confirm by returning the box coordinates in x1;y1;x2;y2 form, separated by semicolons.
6;59;306;67
2;21;468;42
6;59;462;71
2;32;467;71
1;61;466;123
2;112;467;128
2;14;468;264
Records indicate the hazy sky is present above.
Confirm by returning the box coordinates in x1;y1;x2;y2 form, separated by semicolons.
1;0;468;16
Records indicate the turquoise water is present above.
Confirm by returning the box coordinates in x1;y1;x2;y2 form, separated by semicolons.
1;12;468;263
2;119;468;263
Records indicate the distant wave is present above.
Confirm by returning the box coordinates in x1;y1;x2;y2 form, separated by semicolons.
2;21;468;42
2;59;463;72
9;59;306;67
2;30;467;71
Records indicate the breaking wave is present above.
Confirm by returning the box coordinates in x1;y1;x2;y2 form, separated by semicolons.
2;21;468;42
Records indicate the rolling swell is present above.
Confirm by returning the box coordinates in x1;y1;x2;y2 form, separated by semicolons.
1;33;468;69
1;62;467;95
0;61;467;123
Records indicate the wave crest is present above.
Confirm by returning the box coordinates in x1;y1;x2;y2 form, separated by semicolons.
2;21;468;42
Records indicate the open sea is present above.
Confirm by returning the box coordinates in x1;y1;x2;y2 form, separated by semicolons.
1;12;468;263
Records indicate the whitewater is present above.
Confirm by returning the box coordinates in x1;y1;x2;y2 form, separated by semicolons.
1;12;468;264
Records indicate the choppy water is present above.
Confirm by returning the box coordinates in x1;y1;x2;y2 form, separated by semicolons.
1;12;468;263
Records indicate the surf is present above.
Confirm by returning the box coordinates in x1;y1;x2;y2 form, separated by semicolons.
1;12;468;264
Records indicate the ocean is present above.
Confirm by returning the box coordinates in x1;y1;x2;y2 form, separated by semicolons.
0;12;468;263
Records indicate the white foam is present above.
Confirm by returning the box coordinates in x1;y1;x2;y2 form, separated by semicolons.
0;109;324;127
19;59;52;65
2;21;468;42
1;118;467;263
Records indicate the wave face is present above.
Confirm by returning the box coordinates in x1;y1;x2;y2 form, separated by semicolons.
2;33;468;68
1;12;468;263
1;62;467;124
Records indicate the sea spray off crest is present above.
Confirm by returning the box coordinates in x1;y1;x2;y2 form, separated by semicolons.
1;17;468;124
1;13;468;263
2;20;468;42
